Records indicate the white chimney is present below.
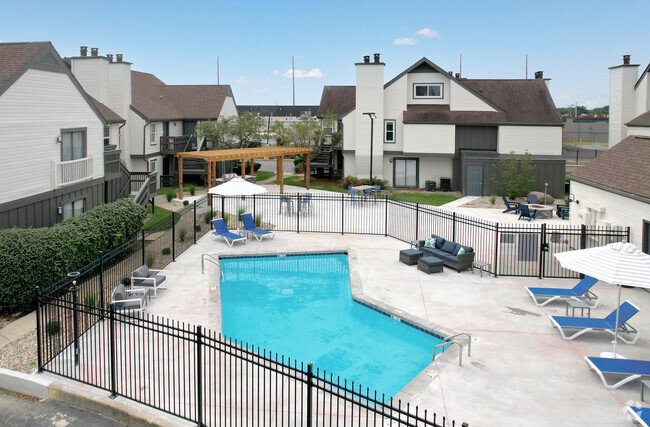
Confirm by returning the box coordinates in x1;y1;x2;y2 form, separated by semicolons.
609;54;639;147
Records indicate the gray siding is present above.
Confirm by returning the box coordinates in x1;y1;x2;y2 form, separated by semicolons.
0;179;105;229
454;126;498;191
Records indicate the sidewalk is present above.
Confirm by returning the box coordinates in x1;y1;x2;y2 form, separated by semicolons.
0;312;35;349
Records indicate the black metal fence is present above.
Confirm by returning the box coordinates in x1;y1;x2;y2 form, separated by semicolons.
37;192;630;426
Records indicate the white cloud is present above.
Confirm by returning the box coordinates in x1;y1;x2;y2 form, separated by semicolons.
250;87;272;94
582;98;608;109
557;94;574;101
271;70;281;76
393;37;417;46
235;76;252;83
416;28;440;38
282;67;324;79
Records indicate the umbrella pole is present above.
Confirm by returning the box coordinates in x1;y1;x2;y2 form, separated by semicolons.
612;284;622;358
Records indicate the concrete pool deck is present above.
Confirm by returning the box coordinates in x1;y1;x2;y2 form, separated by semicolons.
148;230;650;426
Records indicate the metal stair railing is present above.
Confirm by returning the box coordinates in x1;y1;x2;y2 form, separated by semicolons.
201;253;224;279
432;332;472;366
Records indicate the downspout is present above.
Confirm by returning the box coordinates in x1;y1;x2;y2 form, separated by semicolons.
143;122;150;170
118;121;126;150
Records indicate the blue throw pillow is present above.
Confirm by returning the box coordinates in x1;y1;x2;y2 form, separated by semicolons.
424;237;436;248
434;235;446;249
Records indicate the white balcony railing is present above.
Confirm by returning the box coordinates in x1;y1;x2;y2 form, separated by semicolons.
54;157;93;188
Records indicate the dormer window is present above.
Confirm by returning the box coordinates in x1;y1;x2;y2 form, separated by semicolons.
413;83;443;99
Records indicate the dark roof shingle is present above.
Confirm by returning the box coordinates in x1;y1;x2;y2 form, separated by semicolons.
88;95;124;123
570;135;650;200
319;86;355;116
403;105;506;124
627;111;650;127
0;42;49;88
131;71;233;120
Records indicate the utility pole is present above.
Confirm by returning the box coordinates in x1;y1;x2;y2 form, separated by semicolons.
292;56;295;106
525;54;528;79
217;56;220;85
459;54;462;78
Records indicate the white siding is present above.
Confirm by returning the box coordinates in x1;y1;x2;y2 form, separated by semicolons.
127;110;148;172
0;69;104;204
406;72;450;105
220;96;238;117
498;126;562;155
354;64;384;179
449;80;496;111
403;124;455;154
382;155;452;188
145;121;161;155
70;58;109;103
107;63;131;119
383;75;407;150
633;72;649;118
609;65;638;146
168;121;183;137
626;126;650;137
570;181;649;249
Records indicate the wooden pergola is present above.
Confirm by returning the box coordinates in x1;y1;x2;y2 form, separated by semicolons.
176;146;313;198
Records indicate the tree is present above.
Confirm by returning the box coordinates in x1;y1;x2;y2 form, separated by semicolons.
493;151;536;199
195;116;236;149
232;112;265;148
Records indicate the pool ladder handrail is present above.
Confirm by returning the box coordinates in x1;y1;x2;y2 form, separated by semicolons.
201;253;224;280
432;332;472;366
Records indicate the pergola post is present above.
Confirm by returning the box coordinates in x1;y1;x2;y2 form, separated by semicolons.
206;159;211;203
178;156;184;200
305;155;310;190
250;158;254;176
212;161;216;187
241;159;246;179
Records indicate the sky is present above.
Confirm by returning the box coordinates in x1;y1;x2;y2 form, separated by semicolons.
2;0;649;109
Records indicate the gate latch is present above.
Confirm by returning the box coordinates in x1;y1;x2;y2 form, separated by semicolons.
541;243;549;252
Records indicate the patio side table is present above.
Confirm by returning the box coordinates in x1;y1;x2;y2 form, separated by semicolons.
642;379;650;402
471;260;491;277
566;300;591;317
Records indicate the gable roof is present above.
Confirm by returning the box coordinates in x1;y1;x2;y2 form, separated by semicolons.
88;95;124;123
570;135;650;201
319;86;355;117
634;63;650;89
131;71;234;121
627;110;650;127
0;41;111;125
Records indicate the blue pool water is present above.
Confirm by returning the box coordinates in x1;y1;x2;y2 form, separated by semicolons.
220;253;442;398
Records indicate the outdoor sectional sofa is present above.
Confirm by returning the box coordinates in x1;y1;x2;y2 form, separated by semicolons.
417;234;475;272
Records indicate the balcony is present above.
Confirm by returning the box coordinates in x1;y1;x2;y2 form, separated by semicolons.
160;135;196;155
54;157;93;188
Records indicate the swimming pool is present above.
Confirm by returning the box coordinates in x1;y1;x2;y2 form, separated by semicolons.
220;253;442;398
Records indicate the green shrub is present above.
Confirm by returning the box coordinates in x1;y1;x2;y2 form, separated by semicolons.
146;253;155;267
85;293;96;307
294;164;304;174
183;200;189;206
223;212;230;224
237;206;247;222
341;176;361;188
165;190;174;202
0;199;146;313
203;211;213;224
195;225;201;232
293;156;303;166
162;247;171;255
255;213;263;227
244;162;262;172
178;228;187;242
490;195;496;205
120;277;131;286
46;321;60;336
188;184;196;196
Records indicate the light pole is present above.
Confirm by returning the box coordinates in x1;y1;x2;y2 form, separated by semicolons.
363;112;376;183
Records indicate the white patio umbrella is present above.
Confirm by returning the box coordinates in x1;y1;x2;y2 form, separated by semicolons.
554;241;650;357
208;178;267;224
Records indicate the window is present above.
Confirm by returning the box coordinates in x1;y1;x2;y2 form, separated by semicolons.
150;159;157;172
61;129;86;161
384;120;396;143
413;83;443;99
150;123;156;145
103;125;110;145
62;199;85;220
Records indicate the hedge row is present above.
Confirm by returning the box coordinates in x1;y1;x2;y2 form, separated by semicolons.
0;199;146;313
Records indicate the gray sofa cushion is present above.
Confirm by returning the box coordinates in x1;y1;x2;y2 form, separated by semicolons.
441;240;457;254
461;245;474;254
442;254;458;263
113;284;126;301
422;247;448;259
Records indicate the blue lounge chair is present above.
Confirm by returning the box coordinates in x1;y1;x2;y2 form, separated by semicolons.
556;204;569;219
241;213;274;241
518;204;536;221
502;196;520;214
526;275;599;307
211;219;246;246
527;194;538;204
626;406;650;426
550;301;639;343
299;193;313;214
584;356;650;389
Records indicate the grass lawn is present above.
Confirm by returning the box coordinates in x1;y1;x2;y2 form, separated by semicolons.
280;176;347;193
254;170;276;181
389;192;461;206
144;205;177;230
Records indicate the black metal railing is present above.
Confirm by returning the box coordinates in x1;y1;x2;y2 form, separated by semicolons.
36;192;630;425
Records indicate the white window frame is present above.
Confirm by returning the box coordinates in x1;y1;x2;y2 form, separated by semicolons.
61;128;87;161
150;159;157;172
63;199;85;220
384;120;396;143
150;123;156;145
413;83;443;99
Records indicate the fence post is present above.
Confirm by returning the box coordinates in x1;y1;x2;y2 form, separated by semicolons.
297;195;301;234
493;223;499;278
196;325;203;426
341;194;344;235
109;304;117;398
253;194;256;219
194;201;197;244
415;203;419;241
151;197;155;215
35;286;42;372
580;224;587;249
626;226;630;243
221;196;225;221
99;251;105;311
306;363;313;427
452;212;457;242
539;223;546;279
384;196;388;237
172;212;176;262
141;229;145;266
